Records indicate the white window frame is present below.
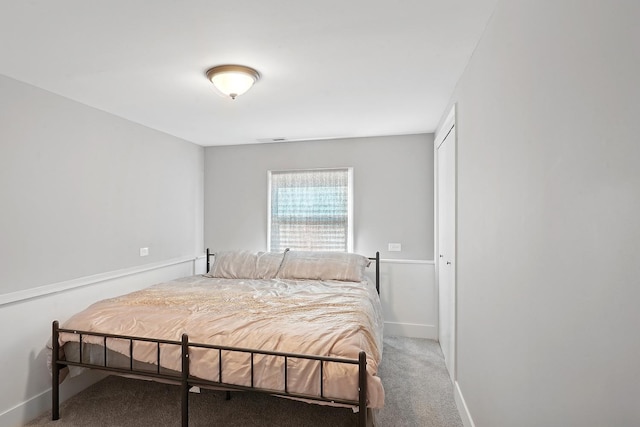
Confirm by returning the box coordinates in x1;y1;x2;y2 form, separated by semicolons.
267;167;354;252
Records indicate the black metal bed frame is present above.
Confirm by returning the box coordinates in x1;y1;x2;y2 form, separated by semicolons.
52;251;381;426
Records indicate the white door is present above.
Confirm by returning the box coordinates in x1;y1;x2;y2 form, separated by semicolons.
437;121;456;382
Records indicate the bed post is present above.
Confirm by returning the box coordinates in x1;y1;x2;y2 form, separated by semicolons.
206;248;210;274
358;351;367;427
181;334;190;427
52;320;60;420
375;251;380;294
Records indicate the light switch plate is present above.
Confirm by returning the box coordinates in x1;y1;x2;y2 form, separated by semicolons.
388;243;402;252
139;247;149;256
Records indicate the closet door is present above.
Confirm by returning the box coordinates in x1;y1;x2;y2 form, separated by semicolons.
437;121;456;382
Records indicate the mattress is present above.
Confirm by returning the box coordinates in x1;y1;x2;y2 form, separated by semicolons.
56;274;385;408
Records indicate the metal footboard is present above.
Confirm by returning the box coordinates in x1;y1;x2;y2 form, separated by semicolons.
52;321;368;426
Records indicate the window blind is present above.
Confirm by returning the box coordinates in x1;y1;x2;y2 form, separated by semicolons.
269;168;352;252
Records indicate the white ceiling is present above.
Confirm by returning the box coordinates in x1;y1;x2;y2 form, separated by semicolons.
0;1;498;146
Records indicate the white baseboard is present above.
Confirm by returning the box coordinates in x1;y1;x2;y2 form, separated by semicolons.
454;380;476;427
0;370;106;427
384;321;437;339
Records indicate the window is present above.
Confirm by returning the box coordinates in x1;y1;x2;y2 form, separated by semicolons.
268;168;353;252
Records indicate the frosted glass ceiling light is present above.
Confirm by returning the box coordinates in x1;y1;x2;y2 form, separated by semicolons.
206;65;260;100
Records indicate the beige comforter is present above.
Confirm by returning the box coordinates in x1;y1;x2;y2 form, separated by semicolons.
57;275;385;408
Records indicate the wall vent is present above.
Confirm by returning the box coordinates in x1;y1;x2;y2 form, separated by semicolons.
256;137;288;143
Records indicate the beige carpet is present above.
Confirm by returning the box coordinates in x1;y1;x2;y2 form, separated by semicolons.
26;336;463;426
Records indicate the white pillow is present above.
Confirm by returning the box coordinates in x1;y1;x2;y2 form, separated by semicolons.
276;251;370;282
206;251;285;279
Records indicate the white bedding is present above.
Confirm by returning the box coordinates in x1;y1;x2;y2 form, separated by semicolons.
56;274;385;408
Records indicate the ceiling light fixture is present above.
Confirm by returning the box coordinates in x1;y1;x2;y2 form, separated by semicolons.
206;65;260;100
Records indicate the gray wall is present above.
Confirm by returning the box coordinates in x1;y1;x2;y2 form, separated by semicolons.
0;74;204;295
204;134;433;260
443;1;640;426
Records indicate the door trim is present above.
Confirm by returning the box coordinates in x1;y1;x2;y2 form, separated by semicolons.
434;103;457;382
435;104;456;149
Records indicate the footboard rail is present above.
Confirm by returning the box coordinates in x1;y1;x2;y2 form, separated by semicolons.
52;321;368;426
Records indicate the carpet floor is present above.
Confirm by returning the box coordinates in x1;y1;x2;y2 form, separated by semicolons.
26;336;463;426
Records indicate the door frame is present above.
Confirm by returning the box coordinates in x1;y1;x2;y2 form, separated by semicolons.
434;104;457;382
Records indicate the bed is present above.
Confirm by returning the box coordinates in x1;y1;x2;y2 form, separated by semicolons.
50;249;384;426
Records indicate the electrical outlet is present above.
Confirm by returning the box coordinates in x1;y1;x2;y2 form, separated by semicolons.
139;247;149;257
388;243;402;252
